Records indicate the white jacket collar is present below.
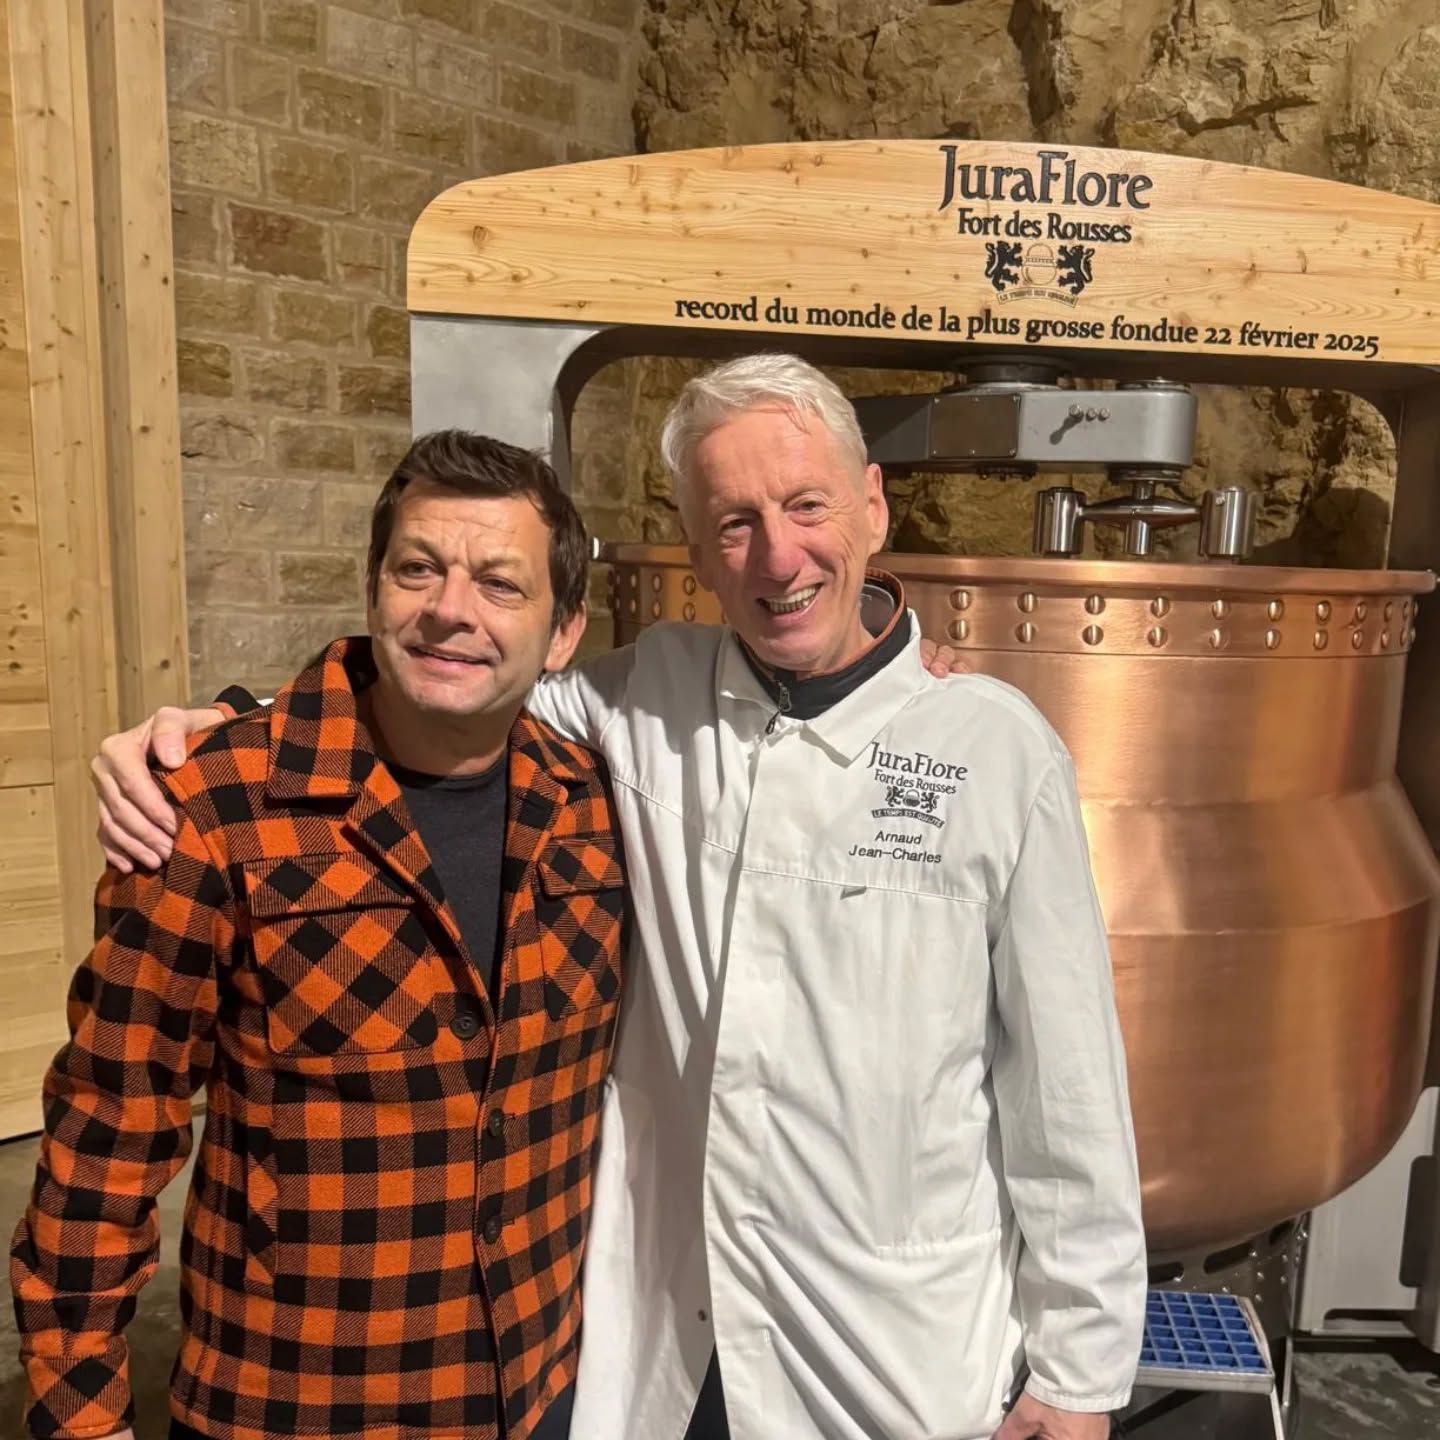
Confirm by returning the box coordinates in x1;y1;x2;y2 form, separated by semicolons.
716;613;929;764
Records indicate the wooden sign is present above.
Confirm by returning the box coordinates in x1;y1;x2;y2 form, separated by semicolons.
408;140;1440;367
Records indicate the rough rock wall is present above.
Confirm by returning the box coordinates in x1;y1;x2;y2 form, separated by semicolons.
584;0;1439;572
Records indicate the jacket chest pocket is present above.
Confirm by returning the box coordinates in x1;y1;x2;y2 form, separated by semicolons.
243;855;440;1056
535;834;625;1020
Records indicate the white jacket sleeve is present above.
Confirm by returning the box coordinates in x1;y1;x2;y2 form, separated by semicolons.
527;644;638;748
988;755;1147;1412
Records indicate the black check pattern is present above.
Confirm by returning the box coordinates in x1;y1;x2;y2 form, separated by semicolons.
537;837;627;1018
10;637;626;1440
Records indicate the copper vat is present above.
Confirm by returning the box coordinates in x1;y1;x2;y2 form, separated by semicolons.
602;545;1440;1259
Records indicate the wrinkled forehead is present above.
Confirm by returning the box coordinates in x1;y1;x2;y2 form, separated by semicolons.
389;482;551;566
690;406;865;500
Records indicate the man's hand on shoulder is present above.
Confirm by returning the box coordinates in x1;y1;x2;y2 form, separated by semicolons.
918;636;973;678
92;704;225;872
992;1392;1112;1440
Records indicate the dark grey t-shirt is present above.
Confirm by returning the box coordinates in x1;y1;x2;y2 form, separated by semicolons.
390;754;508;999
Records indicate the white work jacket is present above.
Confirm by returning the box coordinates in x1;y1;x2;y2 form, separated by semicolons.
530;613;1146;1440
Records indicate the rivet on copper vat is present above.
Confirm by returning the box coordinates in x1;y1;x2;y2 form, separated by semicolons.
599;544;1440;1260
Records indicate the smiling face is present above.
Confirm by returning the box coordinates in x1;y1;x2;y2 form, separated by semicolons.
366;479;585;772
685;404;889;677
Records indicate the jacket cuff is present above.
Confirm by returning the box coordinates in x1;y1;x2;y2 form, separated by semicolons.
24;1346;134;1439
1024;1373;1133;1413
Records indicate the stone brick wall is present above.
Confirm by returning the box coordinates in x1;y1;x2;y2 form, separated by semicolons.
166;0;640;701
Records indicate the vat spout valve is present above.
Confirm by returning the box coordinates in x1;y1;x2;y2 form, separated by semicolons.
1033;478;1257;560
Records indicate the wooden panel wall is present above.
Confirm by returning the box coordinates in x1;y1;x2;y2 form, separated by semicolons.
0;0;183;1138
0;81;48;792
0;0;72;1138
0;2;67;1134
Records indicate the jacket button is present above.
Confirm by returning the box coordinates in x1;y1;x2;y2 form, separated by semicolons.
487;1108;505;1137
450;1008;480;1041
483;1216;502;1244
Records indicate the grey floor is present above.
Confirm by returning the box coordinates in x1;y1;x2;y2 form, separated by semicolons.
1289;1345;1440;1438
2;1131;1437;1439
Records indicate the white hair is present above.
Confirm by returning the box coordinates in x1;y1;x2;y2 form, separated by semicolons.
659;354;869;517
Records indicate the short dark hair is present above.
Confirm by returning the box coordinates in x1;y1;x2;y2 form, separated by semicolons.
366;429;589;627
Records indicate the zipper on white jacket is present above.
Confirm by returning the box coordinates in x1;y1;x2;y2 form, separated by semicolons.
764;679;792;735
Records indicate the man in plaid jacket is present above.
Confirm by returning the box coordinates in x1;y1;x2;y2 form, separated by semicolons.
10;433;626;1440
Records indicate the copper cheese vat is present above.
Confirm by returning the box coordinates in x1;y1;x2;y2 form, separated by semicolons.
602;545;1440;1259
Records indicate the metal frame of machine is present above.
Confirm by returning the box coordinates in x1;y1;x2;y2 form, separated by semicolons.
403;141;1440;1391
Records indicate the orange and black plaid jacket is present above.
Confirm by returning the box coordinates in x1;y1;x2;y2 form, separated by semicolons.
10;638;627;1440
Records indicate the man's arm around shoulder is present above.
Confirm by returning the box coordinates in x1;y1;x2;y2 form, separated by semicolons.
527;641;638;746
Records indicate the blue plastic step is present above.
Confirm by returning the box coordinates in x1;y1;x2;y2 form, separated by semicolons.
1136;1290;1274;1396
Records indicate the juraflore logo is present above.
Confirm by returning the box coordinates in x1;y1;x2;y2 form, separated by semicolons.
866;740;966;829
985;240;1094;304
938;145;1151;307
937;146;1154;212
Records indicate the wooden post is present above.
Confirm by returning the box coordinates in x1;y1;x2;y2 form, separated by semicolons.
85;0;189;723
7;0;117;976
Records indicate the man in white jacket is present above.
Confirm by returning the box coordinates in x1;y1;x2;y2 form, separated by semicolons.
93;356;1147;1440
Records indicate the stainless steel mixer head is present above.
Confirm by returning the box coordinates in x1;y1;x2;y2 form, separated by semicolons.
854;366;1255;559
853;369;1198;475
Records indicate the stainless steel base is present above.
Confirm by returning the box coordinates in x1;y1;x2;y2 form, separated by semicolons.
1150;1220;1308;1341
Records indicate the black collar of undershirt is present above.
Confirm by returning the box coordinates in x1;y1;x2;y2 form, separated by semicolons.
387;752;507;791
739;573;908;723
